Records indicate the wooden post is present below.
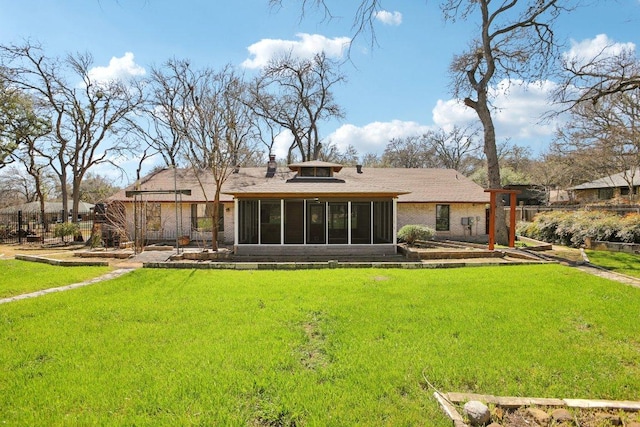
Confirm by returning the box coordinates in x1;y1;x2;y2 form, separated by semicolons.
488;192;496;251
509;192;517;248
485;189;521;251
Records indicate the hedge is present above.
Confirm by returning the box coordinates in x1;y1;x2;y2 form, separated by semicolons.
517;210;640;247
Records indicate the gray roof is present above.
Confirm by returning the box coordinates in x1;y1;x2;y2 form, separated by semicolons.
0;201;95;214
110;164;489;204
570;168;640;190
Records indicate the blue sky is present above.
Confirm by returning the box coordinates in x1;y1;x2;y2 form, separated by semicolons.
1;0;639;183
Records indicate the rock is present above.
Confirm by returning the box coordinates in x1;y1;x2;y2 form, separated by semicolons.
595;412;622;425
487;423;501;427
526;407;551;424
551;408;573;422
626;422;640;427
463;400;491;426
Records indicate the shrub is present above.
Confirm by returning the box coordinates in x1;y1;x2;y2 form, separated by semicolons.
53;222;79;243
617;213;640;243
519;210;639;247
397;225;435;245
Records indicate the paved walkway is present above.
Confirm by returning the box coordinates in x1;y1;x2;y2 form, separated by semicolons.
0;268;136;305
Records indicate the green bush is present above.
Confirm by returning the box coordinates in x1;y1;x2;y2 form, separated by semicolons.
519;210;640;247
53;222;79;243
397;224;435;245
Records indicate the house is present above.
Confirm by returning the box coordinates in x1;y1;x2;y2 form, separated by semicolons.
109;161;490;255
570;168;640;204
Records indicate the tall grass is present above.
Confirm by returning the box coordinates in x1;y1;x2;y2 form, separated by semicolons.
0;259;112;298
1;265;639;426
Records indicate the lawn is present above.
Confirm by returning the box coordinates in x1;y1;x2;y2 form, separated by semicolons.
1;265;639;426
586;250;640;278
0;259;112;298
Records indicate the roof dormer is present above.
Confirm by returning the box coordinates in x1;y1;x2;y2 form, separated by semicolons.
286;161;345;183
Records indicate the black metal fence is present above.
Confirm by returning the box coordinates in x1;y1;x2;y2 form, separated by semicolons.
0;210;94;245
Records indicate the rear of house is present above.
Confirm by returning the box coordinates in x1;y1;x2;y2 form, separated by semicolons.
108;161;490;254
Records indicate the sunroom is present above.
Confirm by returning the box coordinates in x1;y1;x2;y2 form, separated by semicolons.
225;161;409;256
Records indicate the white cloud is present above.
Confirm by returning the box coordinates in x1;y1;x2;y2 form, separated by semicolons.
242;33;351;69
88;52;146;83
432;79;565;151
325;120;433;156
375;10;402;26
563;34;636;68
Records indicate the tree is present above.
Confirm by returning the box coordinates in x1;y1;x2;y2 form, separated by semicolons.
142;59;192;169
557;42;640;106
0;78;47;169
553;91;640;201
156;60;258;249
444;0;573;244
0;42;145;224
248;52;345;163
382;135;436;168
78;172;121;204
271;0;575;244
423;125;481;175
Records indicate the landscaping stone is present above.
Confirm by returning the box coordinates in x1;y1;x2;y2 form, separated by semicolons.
463;400;490;426
526;407;550;423
595;412;622;425
551;408;573;422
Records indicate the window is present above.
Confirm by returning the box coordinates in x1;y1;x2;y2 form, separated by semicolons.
191;203;224;232
598;188;614;200
351;202;371;244
260;200;281;244
328;202;348;244
299;167;332;177
239;200;258;244
436;204;450;231
284;200;304;244
306;201;326;244
145;203;161;231
373;201;393;243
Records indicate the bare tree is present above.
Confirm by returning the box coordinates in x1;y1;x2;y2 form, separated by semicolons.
271;0;575;243
159;61;257;249
424;125;481;175
553;91;640;201
443;0;575;243
382;135;436;168
0;42;145;225
248;52;345;163
557;42;640;106
142;59;192;169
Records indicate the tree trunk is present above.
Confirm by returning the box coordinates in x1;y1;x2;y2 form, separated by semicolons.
476;98;509;245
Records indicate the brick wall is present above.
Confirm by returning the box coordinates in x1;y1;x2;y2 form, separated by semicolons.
398;202;487;238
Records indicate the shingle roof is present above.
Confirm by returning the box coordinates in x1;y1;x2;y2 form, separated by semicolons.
110;165;489;204
570;168;640;190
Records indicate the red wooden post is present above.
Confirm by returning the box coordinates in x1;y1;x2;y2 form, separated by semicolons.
488;191;496;251
509;192;517;248
485;189;520;251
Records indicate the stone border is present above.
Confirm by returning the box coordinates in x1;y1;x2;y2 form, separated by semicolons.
15;254;109;267
436;392;640;426
142;259;545;270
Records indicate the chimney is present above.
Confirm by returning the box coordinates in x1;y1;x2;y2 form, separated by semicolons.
266;154;277;178
356;164;363;174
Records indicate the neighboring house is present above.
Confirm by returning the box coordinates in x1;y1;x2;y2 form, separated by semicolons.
109;161;490;255
570;168;640;204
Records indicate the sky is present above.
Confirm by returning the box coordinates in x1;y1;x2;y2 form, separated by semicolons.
1;0;639;185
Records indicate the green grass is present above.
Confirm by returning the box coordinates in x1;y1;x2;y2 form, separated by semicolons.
0;259;112;298
586;250;640;278
1;265;639;426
